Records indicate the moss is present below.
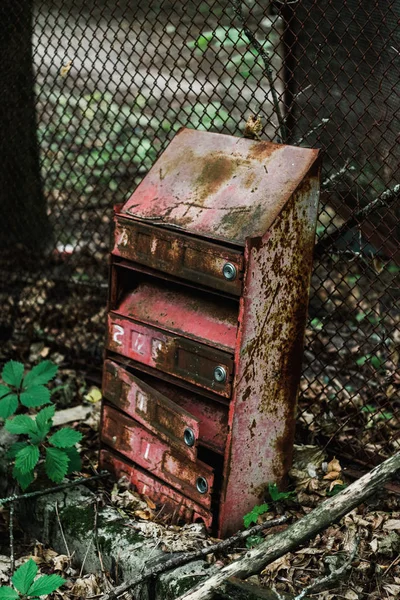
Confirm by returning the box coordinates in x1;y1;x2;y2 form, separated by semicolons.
60;504;95;540
97;516;144;546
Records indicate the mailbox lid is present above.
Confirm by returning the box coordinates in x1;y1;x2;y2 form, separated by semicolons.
100;449;213;529
114;281;238;353
113;219;244;296
120;128;320;245
102;359;200;460
101;404;214;508
106;314;234;398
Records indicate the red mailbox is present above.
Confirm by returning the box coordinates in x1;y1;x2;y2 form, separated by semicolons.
100;128;320;537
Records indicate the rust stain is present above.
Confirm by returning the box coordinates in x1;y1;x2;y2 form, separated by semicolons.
195;153;235;203
248;141;277;161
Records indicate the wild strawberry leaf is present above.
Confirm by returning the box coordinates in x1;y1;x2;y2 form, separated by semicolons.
1;361;24;388
23;361;58;387
49;428;82;449
13;466;35;491
0;393;18;419
243;503;269;528
0;587;19;600
0;384;11;399
20;385;51;408
5;415;37;436
6;441;29;459
27;574;65;597
35;405;56;440
11;559;37;594
64;446;82;474
45;447;69;483
15;445;40;475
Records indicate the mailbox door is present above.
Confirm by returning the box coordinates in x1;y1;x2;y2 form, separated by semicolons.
101;404;214;508
113;218;244;296
103;359;200;460
100;449;213;529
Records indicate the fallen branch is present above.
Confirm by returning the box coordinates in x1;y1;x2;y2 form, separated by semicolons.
315;182;400;256
97;516;288;600
176;450;400;600
293;535;359;600
232;0;287;142
0;472;108;506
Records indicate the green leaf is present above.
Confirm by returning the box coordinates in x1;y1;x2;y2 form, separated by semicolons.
0;394;18;419
23;361;58;387
27;575;65;597
11;559;37;594
35;405;56;440
49;428;82;449
0;384;10;399
6;442;29;459
326;483;347;497
13;466;35;491
0;587;19;600
268;483;296;503
20;385;51;408
2;361;24;388
15;445;40;475
245;535;264;548
356;354;370;367
243;503;269;528
64;446;82;474
45;447;69;483
5;415;37;436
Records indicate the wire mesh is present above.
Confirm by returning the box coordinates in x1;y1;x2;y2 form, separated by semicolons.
0;0;398;466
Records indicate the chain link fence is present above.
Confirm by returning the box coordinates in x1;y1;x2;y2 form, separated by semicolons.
0;0;399;468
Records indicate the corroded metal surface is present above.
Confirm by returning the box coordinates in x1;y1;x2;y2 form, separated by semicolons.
100;449;213;529
114;281;238;351
121;128;319;246
107;314;234;397
113;219;244;295
103;360;200;460
218;170;320;537
101;404;214;508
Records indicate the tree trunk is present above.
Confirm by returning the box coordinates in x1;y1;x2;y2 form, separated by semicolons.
0;0;51;251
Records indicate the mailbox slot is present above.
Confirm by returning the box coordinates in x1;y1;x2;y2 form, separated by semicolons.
101;404;214;508
100;449;213;528
113;218;244;296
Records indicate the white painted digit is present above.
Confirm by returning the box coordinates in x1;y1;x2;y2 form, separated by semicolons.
132;332;145;355
112;325;124;345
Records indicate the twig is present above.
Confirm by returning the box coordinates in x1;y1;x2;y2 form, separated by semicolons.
0;473;108;506
79;538;94;577
55;500;71;559
231;0;287;142
322;162;355;189
97;516;288;600
293;536;359;600
315;183;400;256
10;502;15;574
295;118;329;145
176;450;400;599
94;500;107;584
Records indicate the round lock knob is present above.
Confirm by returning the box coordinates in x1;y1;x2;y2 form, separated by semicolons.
214;366;227;383
223;262;237;281
183;427;196;447
196;477;208;494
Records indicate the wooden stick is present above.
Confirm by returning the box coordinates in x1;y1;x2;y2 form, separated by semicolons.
176;451;400;600
97;516;288;600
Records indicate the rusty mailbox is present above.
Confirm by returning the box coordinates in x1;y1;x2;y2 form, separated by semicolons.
100;128;320;537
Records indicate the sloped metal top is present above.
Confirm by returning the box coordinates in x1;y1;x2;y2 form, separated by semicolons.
121;128;319;246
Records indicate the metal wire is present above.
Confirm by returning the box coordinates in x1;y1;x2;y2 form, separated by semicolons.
0;0;398;465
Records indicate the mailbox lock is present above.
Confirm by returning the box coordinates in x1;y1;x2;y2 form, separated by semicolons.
184;427;196;447
214;366;227;383
196;477;208;494
223;262;237;281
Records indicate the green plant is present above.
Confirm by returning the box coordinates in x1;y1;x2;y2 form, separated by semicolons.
0;558;65;599
0;360;82;490
268;483;296;503
243;503;269;528
245;535;264;548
